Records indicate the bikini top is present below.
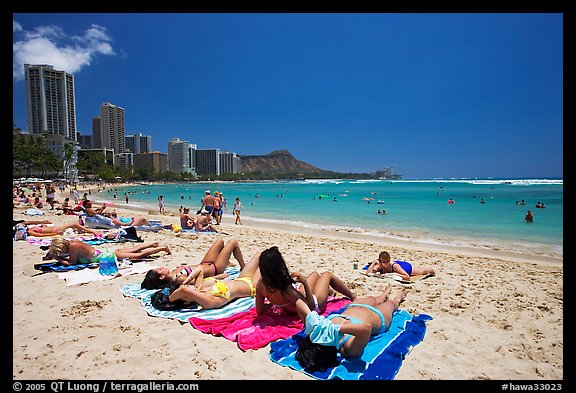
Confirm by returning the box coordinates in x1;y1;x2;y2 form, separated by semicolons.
171;266;193;283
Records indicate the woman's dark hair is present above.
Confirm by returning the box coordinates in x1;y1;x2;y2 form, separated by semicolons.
295;335;339;372
259;246;295;293
141;269;165;290
151;283;198;311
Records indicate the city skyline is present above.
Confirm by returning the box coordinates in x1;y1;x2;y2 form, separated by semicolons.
13;13;563;179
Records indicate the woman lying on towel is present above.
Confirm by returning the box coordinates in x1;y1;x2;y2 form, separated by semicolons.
294;286;406;372
159;248;262;310
103;211;153;227
366;251;435;281
255;246;356;317
26;222;101;237
48;237;171;266
141;239;245;290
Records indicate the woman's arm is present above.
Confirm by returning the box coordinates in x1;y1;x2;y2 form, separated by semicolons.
169;285;222;309
391;264;411;281
366;260;379;274
255;282;273;315
292;272;316;311
294;298;312;323
54;255;71;266
181;265;206;288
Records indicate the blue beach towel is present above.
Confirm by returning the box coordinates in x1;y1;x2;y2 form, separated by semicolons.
269;309;432;380
119;267;255;322
180;228;218;234
34;261;99;272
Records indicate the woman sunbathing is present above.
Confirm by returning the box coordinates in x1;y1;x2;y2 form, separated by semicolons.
48;237;171;266
141;239;245;290
26;222;100;237
105;211;153;227
366;251;435;281
163;248;263;310
255;246;355;317
294;286;406;371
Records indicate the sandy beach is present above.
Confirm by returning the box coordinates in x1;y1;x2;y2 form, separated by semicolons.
12;185;563;381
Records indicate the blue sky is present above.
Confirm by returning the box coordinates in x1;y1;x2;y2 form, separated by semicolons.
12;13;563;179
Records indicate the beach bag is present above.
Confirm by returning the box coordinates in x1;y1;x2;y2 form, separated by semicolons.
122;226;143;242
13;223;27;241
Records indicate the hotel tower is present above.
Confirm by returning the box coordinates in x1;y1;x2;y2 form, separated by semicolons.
24;64;77;139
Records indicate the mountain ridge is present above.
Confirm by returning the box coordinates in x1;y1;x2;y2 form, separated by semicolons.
238;150;336;175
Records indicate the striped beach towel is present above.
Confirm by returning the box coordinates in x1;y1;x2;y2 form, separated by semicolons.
269;309;432;380
119;267;255;322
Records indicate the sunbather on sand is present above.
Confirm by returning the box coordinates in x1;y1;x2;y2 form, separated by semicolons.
255;246;356;317
104;211;152;227
48;237;171;266
141;239;245;289
366;251;435;281
26;222;100;237
163;248;262;310
294;286;406;371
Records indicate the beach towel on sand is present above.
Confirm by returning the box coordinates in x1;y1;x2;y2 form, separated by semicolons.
23;261;99;277
269;309;432;380
120;267;254;322
189;297;351;351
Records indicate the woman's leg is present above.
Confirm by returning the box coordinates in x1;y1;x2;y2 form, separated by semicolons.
239;249;262;281
213;239;245;272
373;288;405;331
312;271;356;312
200;239;225;263
117;242;160;253
411;266;435;276
114;245;171;259
132;217;151;226
59;223;100;235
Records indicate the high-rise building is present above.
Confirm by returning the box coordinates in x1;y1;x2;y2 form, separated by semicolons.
188;143;197;175
125;133;152;154
24;64;77;139
168;137;191;173
195;148;221;176
219;151;241;174
92;116;102;149
134;151;168;173
77;134;93;149
98;102;125;154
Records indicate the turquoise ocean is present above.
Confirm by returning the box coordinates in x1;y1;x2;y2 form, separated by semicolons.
94;178;563;259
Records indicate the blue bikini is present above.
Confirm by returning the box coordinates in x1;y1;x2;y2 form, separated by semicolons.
327;303;387;349
392;260;413;275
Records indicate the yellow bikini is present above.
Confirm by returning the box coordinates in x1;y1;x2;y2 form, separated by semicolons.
234;276;256;297
204;276;256;300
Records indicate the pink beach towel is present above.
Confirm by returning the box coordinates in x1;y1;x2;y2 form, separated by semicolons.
188;297;351;351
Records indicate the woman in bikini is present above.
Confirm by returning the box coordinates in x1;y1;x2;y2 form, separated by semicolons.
294;286;406;371
166;248;263;310
366;251;435;282
255;246;356;317
140;239;245;290
48;236;171;266
26;222;101;237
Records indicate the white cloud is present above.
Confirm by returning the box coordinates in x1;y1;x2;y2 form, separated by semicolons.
13;20;116;80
